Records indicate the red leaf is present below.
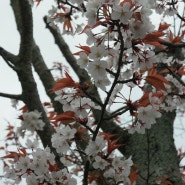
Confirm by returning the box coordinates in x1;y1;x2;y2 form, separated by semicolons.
161;178;173;185
55;111;76;124
6;125;14;130
1;152;18;159
143;32;166;49
19;148;27;156
73;45;91;55
107;138;123;155
177;66;185;76
91;20;109;29
79;25;91;34
172;35;181;44
129;169;139;185
158;23;171;32
101;133;123;155
43;102;52;107
52;72;79;91
35;0;42;6
1;148;26;160
19;105;28;113
137;91;164;107
63;18;73;32
145;74;170;91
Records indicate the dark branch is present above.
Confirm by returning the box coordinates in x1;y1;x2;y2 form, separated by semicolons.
0;92;22;100
0;47;18;71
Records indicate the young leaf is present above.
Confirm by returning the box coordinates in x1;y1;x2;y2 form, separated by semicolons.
55;111;76;124
145;74;170;91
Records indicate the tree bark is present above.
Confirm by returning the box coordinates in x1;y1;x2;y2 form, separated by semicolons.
124;111;182;184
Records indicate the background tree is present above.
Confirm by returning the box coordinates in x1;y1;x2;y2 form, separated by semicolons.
0;0;185;185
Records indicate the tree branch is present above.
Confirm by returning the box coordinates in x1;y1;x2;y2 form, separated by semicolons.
0;92;22;100
32;41;64;113
0;47;19;71
10;0;56;154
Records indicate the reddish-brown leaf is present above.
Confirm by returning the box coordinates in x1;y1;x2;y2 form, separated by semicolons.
79;25;91;34
145;74;170;91
172;35;181;44
129;169;139;185
55;111;76;124
177;66;185;76
19;105;28;113
107;138;123;155
158;23;171;32
91;20;109;29
161;178;173;185
1;148;26;159
143;32;166;49
63;18;73;32
137;91;164;107
73;45;91;55
52;72;79;91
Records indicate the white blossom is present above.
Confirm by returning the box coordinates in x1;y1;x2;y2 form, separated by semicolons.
111;3;132;24
93;156;109;170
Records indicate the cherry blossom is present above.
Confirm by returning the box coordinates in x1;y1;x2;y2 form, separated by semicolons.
15;156;30;174
18;110;45;133
89;45;107;60
111;2;132;24
85;136;106;156
77;52;89;69
25;138;39;149
137;105;161;125
51;130;71;154
92;156;109;170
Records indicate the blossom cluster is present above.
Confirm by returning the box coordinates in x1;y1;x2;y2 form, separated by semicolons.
48;0;185;134
17;110;45;133
55;88;100;119
2;132;133;185
3;146;77;185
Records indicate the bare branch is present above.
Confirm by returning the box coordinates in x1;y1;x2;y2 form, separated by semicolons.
0;92;22;100
32;41;64;113
0;47;19;71
0;47;18;64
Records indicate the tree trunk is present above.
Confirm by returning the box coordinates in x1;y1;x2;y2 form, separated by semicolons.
125;111;182;184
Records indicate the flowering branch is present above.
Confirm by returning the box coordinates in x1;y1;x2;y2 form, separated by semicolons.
92;23;124;141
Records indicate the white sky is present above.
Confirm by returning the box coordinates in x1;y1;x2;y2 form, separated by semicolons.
0;0;185;184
